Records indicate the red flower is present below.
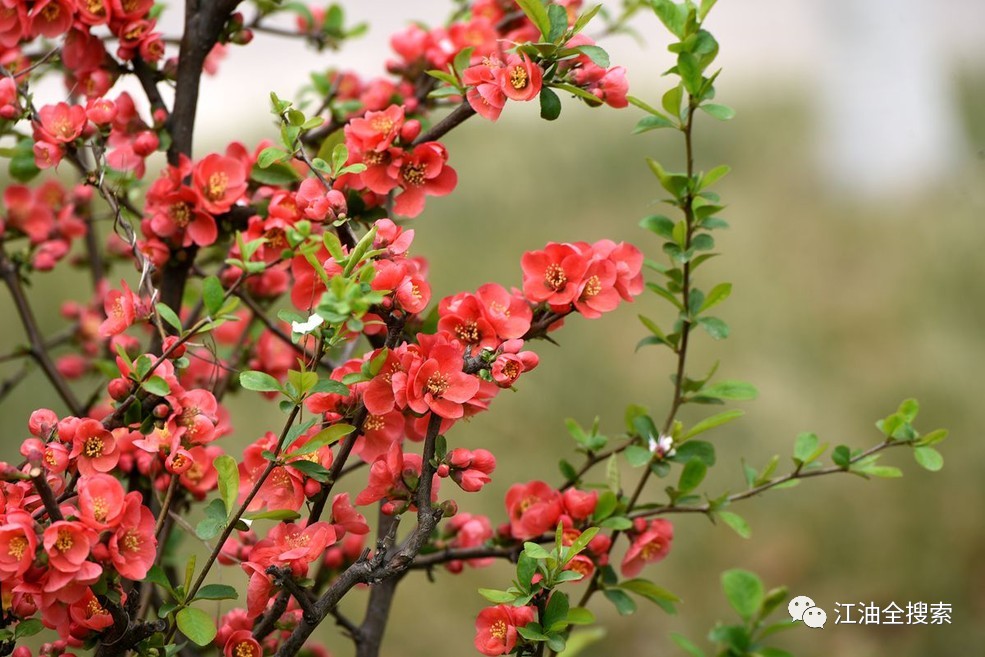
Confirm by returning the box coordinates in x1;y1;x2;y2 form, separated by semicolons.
498;54;543;102
447;448;496;492
346;104;405;153
36;102;87;143
70;419;119;476
621;518;674;577
355;441;434;508
223;631;262;657
573;257;620;319
330;493;370;536
474;605;536;656
108;492;157;580
77;473;126;531
504;481;562;540
68;588;114;633
393;142;457;218
192;153;247;214
43;521;95;574
521;243;590;307
406;342;479;419
464;60;506;121
562;488;598;521
0;510;38;578
476;283;532;340
99;280;138;337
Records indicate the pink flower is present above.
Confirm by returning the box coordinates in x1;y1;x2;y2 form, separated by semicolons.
109;492;157;579
621;518;674;577
330;493;370;536
355;441;433;508
99;280;138;337
0;511;38;578
43;521;95;574
36;102;87;143
405;342;479;419
476;283;532;340
504;481;562;540
498;54;543;102
521;243;590;307
393;142;457;218
223;631;262;657
70;419;119;476
77;473;126;531
562;488;598;521
463;61;506;121
295;178;346;222
474;605;536;656
573;257;620;319
192;153;247;214
447;448;496;492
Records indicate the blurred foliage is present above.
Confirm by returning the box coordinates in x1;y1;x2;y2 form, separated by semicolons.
2;74;983;656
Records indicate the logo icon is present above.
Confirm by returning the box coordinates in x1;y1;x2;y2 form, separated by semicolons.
789;595;826;629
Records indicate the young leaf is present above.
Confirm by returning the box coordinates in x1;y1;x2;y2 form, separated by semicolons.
142;376;171;397
214;454;239;515
695;380;757;401
540;87;562;120
670;633;706;657
194;584;238;601
913;446;943;471
603;589;637;616
478;588;517;604
678;459;707;492
721;569;763;621
682;409;743;439
718;510;751;538
175;607;217;646
515;0;551;39
700;103;735;120
239;370;283;393
202;276;224;316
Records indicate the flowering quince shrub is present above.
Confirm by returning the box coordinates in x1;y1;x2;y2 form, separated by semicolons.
0;2;950;657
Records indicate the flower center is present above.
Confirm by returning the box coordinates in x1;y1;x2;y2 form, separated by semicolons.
582;275;601;298
401;162;426;187
509;65;528;90
234;642;254;657
8;536;27;560
206;171;229;201
123;531;141;552
92;497;108;522
84;436;104;458
641;541;662;560
55;529;74;552
454;320;479;345
364;414;385;432
53;117;73;140
371;116;394;134
502;360;520;379
41;4;60;21
425;371;449;397
86;597;107;618
490;620;508;640
169;202;191;227
86;0;105;15
545;263;566;291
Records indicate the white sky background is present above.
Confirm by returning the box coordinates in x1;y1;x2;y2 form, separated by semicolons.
115;1;985;196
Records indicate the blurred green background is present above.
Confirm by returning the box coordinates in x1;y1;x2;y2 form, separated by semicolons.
2;4;984;656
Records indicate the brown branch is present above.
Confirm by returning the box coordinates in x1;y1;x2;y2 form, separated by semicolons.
412;102;476;146
28;465;63;522
272;412;444;657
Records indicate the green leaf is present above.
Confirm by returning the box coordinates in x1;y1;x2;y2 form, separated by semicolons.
793;432;819;464
671;633;705;657
239;370;283;393
695;380;758;401
633;113;676;134
603;588;637;616
251;161;302;186
539;86;562;120
915;428;948;447
639;214;675;239
619;578;681;607
718;511;751;538
599;516;633;530
592;490;618;521
572;4;602;35
517;552;537;592
515;0;551;39
576;45;610;68
678;459;707;492
478;588;517;604
214;454;239;515
547;3;568;41
195;498;227;540
913;446;943;471
14;619;43;639
698;283;731;315
651;0;686;37
257;146;288;169
543;591;570;630
288;459;333;482
700;103;735;120
566;527;599;561
291;423;355;455
672;440;715;466
523;542;552;560
309;379;350;395
156;303;183;332
698;317;729;340
565;608;596;625
606;453;621;493
683;409;743;439
147;565;176;597
625;444;653;467
677;53;703;95
242;508;301;521
721;569;763;621
202;276;224;316
176;607;217;646
195;584;238;601
698;0;718;20
832;445;851;468
662;84;683;118
142;376;171;396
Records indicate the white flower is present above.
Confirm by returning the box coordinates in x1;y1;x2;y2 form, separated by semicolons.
649;434;675;458
291;312;325;334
